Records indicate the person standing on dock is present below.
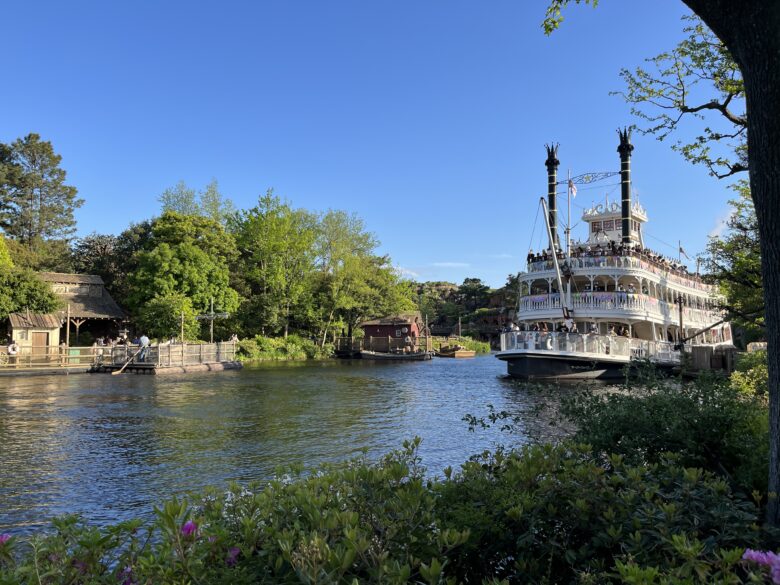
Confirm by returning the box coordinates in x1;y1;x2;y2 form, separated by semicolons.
138;334;150;362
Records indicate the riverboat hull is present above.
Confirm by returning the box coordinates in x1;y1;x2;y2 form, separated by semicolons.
360;350;432;361
496;350;628;380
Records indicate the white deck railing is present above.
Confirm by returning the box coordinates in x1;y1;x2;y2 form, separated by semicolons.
527;255;713;292
518;293;719;326
499;331;682;365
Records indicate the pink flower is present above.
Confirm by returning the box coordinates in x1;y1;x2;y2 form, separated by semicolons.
743;549;780;584
226;546;241;567
0;534;10;545
181;520;198;537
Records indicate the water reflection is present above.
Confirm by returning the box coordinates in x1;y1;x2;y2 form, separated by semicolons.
0;356;572;532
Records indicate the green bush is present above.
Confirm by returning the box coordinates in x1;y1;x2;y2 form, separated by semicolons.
561;367;769;495
237;334;333;362
437;444;764;584
731;350;768;396
0;442;770;584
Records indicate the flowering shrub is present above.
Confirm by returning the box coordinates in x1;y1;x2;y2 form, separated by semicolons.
0;440;776;584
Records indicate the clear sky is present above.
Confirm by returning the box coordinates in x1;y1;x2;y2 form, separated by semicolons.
2;0;737;288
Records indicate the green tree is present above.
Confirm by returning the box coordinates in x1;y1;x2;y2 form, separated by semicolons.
159;179;236;226
232;190;317;337
613;15;746;179
158;181;199;216
703;181;763;338
457;278;490;312
136;293;199;341
128;212;239;317
313;210;379;343
0;134;83;255
0;267;60;319
71;233;121;289
199;179;236;226
544;0;780;526
0;234;12;269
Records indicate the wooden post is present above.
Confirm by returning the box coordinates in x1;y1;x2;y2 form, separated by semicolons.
180;312;185;343
66;303;71;347
181;341;185;367
210;297;214;343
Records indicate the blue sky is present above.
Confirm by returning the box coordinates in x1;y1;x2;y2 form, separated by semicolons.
2;1;737;288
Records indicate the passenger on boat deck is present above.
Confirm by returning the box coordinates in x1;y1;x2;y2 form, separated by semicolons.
511;322;520;332
589;323;598;334
627;284;636;293
608;326;616;335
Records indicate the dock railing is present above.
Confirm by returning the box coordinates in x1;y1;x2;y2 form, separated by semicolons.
0;341;238;370
107;341;238;368
0;345;104;369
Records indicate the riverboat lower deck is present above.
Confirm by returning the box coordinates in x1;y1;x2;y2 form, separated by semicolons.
496;331;731;380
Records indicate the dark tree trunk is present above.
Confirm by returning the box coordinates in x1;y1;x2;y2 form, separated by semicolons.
682;0;780;524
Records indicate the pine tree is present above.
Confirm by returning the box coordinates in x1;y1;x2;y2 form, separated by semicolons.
0;133;83;244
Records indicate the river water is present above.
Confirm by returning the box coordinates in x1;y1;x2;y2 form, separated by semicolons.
0;355;570;533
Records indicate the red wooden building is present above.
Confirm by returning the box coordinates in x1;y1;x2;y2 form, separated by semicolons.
359;313;423;341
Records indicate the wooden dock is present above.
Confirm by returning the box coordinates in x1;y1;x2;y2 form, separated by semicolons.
89;341;242;375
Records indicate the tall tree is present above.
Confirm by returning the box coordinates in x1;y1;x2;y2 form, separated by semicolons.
158;181;199;216
0;133;83;244
128;212;240;320
232;190;317;338
544;0;780;525
703;181;763;339
614;15;746;179
158;179;236;226
457;278;490;312
199;179;236;226
313;210;379;343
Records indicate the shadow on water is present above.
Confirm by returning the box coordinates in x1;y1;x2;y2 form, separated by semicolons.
0;355;575;533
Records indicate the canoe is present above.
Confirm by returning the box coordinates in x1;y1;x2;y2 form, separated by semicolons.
435;345;476;358
360;350;432;361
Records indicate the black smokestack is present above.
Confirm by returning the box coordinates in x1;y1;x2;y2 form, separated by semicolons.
617;128;634;244
545;143;560;249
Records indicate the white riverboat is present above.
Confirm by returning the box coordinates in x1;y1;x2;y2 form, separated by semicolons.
496;129;733;379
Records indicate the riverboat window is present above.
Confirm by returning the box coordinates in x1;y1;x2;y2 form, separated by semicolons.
632;220;640;231
591;221;601;232
603;219;614;230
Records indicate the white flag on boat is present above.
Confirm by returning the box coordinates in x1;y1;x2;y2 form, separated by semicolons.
568;179;577;198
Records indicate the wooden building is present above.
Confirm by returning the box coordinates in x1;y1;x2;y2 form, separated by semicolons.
7;312;61;352
38;272;125;341
359;313;423;340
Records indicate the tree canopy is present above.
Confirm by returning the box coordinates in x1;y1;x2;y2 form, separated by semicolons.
0;133;83;243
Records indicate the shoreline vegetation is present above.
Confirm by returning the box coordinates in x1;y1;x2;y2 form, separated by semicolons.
0;356;774;584
234;335;491;363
